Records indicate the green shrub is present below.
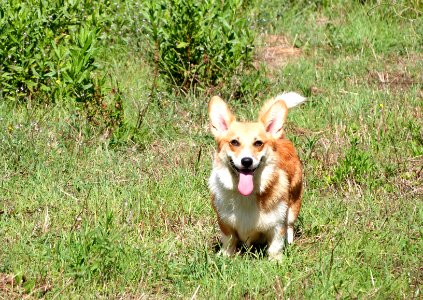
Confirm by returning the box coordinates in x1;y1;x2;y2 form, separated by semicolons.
141;0;255;92
0;0;123;129
55;213;127;282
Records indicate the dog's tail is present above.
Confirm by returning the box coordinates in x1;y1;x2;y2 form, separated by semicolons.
259;92;306;120
275;92;306;108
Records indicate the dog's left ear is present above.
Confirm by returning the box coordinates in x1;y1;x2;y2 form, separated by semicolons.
208;96;235;139
259;100;288;139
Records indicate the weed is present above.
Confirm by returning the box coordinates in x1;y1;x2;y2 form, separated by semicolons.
55;213;127;282
330;136;376;186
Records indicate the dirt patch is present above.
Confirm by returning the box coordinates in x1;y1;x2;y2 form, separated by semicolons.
254;34;302;71
0;273;14;290
367;71;418;90
367;53;423;91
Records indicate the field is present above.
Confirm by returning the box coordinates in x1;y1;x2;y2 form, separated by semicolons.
0;0;422;298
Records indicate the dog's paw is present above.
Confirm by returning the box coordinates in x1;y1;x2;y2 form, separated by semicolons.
218;248;236;257
268;252;283;261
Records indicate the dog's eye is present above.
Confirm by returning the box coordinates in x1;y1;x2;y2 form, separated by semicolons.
253;140;263;147
230;139;240;147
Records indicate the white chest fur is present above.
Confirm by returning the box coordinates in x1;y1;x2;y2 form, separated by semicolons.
209;168;288;243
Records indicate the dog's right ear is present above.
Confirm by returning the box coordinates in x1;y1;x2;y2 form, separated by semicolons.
208;96;235;139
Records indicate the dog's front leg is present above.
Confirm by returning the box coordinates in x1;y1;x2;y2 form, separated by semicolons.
266;226;286;260
219;233;238;256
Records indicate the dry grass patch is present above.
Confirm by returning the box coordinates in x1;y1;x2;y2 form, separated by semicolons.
254;34;302;72
145;140;205;174
367;71;417;90
0;273;52;299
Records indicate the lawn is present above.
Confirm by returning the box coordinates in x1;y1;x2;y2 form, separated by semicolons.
0;0;421;298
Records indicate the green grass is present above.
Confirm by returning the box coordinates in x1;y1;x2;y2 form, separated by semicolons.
1;0;422;298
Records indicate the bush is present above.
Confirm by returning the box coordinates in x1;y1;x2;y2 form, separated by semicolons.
0;0;123;129
141;0;255;92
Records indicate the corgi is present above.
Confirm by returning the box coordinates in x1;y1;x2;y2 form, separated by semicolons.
208;92;305;260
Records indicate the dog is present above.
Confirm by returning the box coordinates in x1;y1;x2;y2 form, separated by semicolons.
208;92;305;260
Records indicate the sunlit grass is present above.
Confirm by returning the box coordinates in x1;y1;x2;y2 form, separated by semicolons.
0;0;421;298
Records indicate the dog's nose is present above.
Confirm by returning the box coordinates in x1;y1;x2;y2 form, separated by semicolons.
241;157;253;168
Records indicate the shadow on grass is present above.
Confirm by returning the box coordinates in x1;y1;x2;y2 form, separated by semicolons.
211;237;295;259
210;223;304;259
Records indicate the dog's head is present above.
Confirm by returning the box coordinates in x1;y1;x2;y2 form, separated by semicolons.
208;96;290;196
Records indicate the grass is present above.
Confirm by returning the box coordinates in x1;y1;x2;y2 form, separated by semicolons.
1;0;422;298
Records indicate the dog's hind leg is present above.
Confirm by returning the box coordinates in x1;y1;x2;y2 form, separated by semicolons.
287;172;302;244
287;199;301;244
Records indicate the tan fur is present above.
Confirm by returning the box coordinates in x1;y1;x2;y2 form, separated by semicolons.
208;93;305;259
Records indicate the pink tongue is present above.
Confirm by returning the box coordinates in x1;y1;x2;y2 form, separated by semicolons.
238;171;254;196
